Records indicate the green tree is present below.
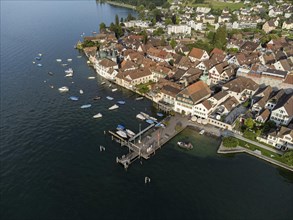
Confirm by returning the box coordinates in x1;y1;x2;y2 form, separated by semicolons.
262;120;276;134
99;22;106;32
213;25;227;50
244;118;255;129
165;18;173;25
142;30;148;44
223;137;239;148
137;4;145;12
149;3;156;10
170;38;176;49
115;14;119;26
126;13;135;21
109;22;115;32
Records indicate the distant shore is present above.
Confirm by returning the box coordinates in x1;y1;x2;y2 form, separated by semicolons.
107;1;136;10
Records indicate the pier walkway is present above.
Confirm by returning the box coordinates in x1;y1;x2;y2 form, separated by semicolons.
109;114;190;169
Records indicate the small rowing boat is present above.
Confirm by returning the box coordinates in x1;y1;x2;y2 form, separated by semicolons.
88;76;95;79
93;113;102;118
126;129;135;138
136;97;143;101
69;96;79;101
116;130;127;138
177;141;193;150
117;101;125;105
146;119;154;124
93;96;101;100
112;88;117;92
80;104;91;109
58;86;69;92
101;82;105;85
136;114;145;120
109;104;119;110
106;96;114;100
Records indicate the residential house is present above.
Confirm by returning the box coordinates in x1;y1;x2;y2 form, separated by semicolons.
147;47;173;62
256;109;271;123
95;58;118;80
208;62;236;85
282;20;293;30
265;89;285;110
274;59;292;71
167;25;191;35
188;48;209;62
115;68;153;90
150;65;173;82
270;93;293;126
193;100;214;119
208;91;230;106
216;96;240;116
175;81;211;115
222;76;259;102
251;85;273;114
262;20;278;33
267;126;293;150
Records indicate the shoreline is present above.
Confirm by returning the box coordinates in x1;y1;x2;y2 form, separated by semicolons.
107;1;136;10
218;143;293;172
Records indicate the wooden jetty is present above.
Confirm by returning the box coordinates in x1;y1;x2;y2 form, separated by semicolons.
108;114;190;169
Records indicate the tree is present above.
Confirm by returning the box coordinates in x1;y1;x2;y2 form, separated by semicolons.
223;137;239;148
126;13;135;21
244;118;255;129
162;2;170;8
120;17;123;23
171;14;176;24
165;18;173;25
109;22;115;32
142;30;148;44
213;25;227;50
160;36;166;46
99;22;106;32
115;14;119;26
149;3;156;10
170;38;176;49
262;120;276;134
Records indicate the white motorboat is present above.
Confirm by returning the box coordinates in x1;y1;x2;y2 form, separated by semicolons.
93;113;102;118
88;76;95;79
136;114;146;120
101;82;106;85
149;116;157;121
126;129;135;137
140;112;149;118
106;96;114;100
80;104;91;109
136;97;143;100
109;104;119;110
65;68;73;74
65;73;73;77
116;130;127;139
79;89;84;94
199;129;205;135
112;88;117;92
56;59;62;62
58;86;69;92
67;59;72;62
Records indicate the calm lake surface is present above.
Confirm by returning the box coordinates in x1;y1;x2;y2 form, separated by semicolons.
1;1;293;219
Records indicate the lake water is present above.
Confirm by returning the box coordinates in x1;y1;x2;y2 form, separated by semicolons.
1;1;293;219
